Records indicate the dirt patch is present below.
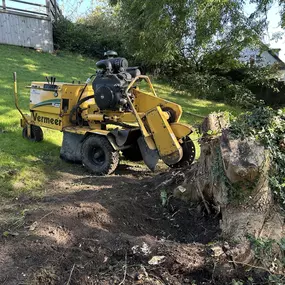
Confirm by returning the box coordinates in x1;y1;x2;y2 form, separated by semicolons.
0;162;262;284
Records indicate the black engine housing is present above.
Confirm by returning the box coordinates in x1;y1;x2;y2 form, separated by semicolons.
92;57;140;111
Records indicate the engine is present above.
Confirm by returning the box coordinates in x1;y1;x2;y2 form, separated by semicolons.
92;56;141;111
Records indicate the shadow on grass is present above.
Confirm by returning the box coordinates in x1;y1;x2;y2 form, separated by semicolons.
0;131;62;198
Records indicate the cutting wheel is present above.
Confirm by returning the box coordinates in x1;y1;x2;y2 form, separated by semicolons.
167;137;197;168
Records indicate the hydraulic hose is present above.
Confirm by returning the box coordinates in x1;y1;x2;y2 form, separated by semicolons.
77;74;96;104
69;95;94;125
103;120;137;129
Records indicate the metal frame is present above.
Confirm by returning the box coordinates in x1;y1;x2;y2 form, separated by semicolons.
13;72;29;125
9;0;47;8
0;6;48;16
0;0;62;21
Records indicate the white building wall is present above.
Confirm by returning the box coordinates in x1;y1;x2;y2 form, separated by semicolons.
0;12;53;53
240;47;285;81
240;48;278;67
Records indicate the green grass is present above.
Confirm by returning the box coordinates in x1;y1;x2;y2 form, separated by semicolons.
0;44;241;198
0;45;97;197
147;81;242;125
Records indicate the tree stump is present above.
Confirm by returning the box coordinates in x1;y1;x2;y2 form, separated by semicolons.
173;113;284;244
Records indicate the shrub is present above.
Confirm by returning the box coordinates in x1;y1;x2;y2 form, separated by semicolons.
161;59;282;108
53;9;126;58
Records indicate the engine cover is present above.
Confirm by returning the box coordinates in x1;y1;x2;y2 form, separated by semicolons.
93;73;131;110
95;85;119;110
92;56;141;111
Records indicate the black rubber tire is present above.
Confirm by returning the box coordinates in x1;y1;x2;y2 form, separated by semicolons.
81;135;119;175
22;125;43;142
122;144;143;162
167;138;196;168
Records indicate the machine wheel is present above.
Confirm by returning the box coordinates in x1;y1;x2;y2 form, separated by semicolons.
167;138;196;168
22;125;43;142
122;144;143;162
81;135;119;175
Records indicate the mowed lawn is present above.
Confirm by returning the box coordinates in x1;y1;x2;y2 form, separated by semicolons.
0;44;241;198
0;45;97;197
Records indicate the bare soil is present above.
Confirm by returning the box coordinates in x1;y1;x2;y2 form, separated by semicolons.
0;162;261;285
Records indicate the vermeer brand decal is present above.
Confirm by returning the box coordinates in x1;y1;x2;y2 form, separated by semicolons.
32;113;62;126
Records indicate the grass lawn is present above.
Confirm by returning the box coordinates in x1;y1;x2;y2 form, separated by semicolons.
0;44;241;198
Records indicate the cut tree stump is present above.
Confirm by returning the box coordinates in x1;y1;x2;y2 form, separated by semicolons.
169;113;284;264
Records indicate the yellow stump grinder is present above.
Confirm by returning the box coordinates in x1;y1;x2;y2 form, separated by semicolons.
13;51;199;175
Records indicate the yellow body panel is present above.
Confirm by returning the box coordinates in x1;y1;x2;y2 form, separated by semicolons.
97;110;169;124
146;106;183;165
30;111;68;131
29;82;95;130
133;89;182;122
30;82;94;114
170;122;193;139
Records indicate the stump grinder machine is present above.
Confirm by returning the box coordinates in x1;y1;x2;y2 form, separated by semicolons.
13;51;199;175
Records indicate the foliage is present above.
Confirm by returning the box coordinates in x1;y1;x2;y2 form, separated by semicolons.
53;5;125;58
248;235;276;261
111;0;266;67
230;107;285;209
230;236;285;284
252;0;285;28
107;0;284;108
178;54;283;106
52;0;283;108
247;235;285;283
161;64;281;108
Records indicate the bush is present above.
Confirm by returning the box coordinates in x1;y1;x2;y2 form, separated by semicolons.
53;10;126;58
161;58;282;108
161;69;259;108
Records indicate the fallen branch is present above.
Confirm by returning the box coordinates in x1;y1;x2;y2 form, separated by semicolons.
229;260;285;277
119;253;128;285
66;264;75;285
155;171;184;190
196;183;211;214
185;111;205;119
38;211;53;222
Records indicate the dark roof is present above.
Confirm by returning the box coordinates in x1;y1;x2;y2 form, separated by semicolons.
267;49;285;67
